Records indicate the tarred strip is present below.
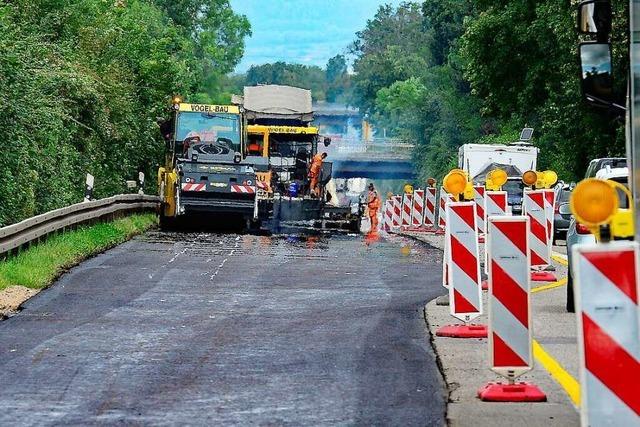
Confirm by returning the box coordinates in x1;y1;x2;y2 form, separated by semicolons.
452;204;476;231
493;332;527;367
450;235;479;283
453;289;478;313
583;314;640;416
491;260;528;327
493;220;527;255
583;250;638;303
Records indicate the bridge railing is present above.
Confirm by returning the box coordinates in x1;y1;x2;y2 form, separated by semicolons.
327;138;415;158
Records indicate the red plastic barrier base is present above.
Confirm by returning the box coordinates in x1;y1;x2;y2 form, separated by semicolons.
433;228;445;235
435;324;488;338
477;382;547;402
530;271;558;282
481;279;488;291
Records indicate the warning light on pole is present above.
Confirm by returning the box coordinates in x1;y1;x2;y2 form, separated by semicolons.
522;170;538;187
427;178;436;187
536;170;558;189
486;168;507;191
443;170;468;200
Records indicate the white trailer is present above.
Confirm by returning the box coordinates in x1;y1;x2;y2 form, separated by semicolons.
458;143;538;182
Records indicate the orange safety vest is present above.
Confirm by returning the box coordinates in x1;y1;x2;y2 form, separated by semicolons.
309;154;323;178
367;190;381;210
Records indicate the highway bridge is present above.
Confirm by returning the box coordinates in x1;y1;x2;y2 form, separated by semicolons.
325;139;416;180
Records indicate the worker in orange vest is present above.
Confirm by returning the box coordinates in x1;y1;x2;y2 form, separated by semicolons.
367;183;381;231
309;152;327;197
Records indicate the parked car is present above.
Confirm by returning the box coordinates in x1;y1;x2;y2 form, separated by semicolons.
504;177;525;215
565;166;628;312
584;157;626;178
553;184;573;243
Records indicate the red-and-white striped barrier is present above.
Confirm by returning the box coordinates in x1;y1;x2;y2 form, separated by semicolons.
573;242;640;424
484;191;509;276
181;182;207;191
478;216;546;402
424;187;437;227
445;202;483;321
230;184;256;194
383;199;394;232
543;189;555;247
401;193;413;228
484;191;508;220
392;195;402;230
412;189;425;227
438;188;456;230
474;185;486;234
523;190;550;268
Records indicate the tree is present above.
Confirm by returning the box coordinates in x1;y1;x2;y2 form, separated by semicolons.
325;55;350;103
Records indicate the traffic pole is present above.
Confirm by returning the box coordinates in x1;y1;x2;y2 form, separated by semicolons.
474;185;486;241
436;201;487;338
573;242;640;426
437;187;455;235
392;195;402;231
383;199;394;232
410;189;426;230
401;193;413;229
478;216;546;402
424;187;437;230
84;173;94;202
523;190;557;282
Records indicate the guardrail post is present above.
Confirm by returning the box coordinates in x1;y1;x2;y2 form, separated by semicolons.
84;173;94;202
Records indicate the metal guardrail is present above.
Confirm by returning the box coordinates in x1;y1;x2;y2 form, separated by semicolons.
0;194;160;256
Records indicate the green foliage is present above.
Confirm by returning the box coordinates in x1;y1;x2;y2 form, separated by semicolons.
460;0;627;180
0;213;157;290
350;0;627;183
0;0;249;226
245;62;328;100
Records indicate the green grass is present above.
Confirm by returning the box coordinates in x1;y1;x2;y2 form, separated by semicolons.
0;213;157;291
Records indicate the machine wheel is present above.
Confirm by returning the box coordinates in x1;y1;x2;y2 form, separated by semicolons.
159;213;177;231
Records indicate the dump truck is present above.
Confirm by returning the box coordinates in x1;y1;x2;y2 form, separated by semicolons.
237;85;360;231
157;101;260;228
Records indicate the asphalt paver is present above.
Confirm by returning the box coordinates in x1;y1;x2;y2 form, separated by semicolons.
0;231;446;426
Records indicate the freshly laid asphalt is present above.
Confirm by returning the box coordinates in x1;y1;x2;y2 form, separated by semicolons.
0;231;446;425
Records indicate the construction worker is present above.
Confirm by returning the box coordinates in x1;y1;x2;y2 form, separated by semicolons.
309;152;328;197
367;183;381;231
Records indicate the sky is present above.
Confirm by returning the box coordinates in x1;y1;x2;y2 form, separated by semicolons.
230;0;405;73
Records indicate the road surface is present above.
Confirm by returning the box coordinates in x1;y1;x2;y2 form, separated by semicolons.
0;231;446;425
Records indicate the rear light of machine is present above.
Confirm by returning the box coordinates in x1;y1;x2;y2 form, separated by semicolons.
576;223;591;234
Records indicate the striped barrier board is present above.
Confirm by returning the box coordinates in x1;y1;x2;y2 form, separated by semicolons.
446;202;483;323
392;195;402;230
401;193;413;228
484;191;509;275
523;190;551;268
543;189;555;250
474;185;486;234
181;182;207;191
412;189;425;227
230;184;256;194
383;199;394;232
479;215;545;402
425;187;437;227
438;188;456;230
573;242;640;425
